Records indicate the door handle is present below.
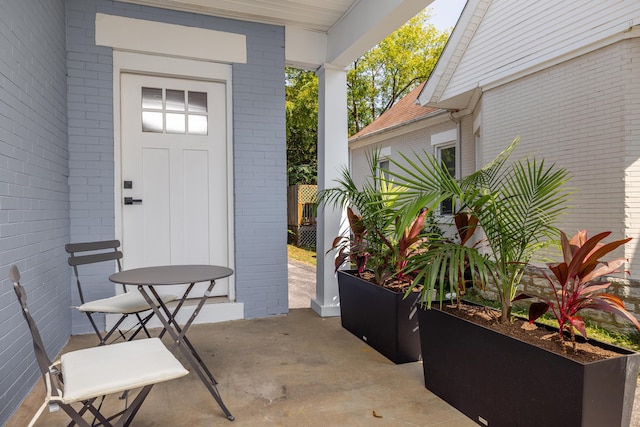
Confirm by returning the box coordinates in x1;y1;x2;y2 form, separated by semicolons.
124;197;142;205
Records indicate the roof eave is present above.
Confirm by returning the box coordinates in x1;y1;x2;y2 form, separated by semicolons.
349;109;448;147
417;0;490;107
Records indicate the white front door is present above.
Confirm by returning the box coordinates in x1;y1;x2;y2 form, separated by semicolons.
120;73;229;297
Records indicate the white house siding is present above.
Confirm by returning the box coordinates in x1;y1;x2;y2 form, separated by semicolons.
349;118;459;242
349;118;455;190
443;0;640;101
480;40;637;273
0;1;69;424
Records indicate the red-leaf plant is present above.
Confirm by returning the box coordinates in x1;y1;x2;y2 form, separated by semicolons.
328;206;428;286
515;230;640;353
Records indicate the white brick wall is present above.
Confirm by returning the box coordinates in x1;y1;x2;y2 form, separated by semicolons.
0;1;69;424
481;39;637;273
623;39;640;271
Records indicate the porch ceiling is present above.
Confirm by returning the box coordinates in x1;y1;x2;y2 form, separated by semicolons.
117;0;433;69
118;0;357;32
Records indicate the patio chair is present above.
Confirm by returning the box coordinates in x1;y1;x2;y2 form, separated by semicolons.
66;240;177;345
8;264;189;427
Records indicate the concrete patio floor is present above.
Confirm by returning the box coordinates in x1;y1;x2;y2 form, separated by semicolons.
7;308;476;427
7;260;640;426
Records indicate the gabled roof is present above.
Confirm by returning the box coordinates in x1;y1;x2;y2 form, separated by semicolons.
418;0;640;110
350;81;441;141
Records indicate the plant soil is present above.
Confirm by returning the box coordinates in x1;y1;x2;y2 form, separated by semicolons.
358;271;421;294
441;302;625;363
354;272;627;363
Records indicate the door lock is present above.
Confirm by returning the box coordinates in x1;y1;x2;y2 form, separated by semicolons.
124;197;142;205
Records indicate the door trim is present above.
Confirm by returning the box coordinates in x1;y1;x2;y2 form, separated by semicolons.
96;13;247;64
112;50;236;300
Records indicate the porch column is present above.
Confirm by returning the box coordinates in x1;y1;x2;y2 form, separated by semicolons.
311;64;348;317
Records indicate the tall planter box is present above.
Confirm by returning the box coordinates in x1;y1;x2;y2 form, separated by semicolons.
417;306;640;427
338;270;421;364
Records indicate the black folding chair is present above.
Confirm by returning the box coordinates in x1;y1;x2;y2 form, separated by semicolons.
8;265;188;427
65;240;177;345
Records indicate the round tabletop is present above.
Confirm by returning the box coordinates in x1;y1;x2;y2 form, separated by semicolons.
109;264;234;286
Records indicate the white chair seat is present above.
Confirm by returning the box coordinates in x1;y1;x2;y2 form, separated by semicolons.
60;338;188;403
77;290;177;314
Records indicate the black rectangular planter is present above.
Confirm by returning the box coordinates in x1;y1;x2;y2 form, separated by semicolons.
337;270;421;364
417;306;640;427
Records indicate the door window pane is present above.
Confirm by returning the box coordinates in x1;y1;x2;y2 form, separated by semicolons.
142;87;163;109
166;113;186;134
142;111;163;133
141;87;208;135
188;115;208;135
188;91;207;113
166;89;185;111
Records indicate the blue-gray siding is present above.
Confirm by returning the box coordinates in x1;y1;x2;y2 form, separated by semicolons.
1;0;288;422
65;0;288;332
0;1;70;424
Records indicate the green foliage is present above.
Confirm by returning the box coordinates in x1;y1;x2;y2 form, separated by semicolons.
285;8;451;184
286;68;318;185
389;138;571;323
317;150;438;286
347;9;449;135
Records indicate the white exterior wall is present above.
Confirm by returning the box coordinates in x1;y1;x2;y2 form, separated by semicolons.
480;39;639;273
444;0;640;100
350;118;455;189
459;116;475;177
624;38;640;275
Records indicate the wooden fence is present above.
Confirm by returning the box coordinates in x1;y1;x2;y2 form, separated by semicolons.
287;185;317;248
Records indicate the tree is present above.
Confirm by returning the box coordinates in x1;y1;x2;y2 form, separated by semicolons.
347;9;448;135
285;7;450;184
286;68;318;186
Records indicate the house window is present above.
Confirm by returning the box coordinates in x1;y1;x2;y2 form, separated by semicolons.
379;160;389;172
431;129;457;216
437;144;456;215
141;87;208;135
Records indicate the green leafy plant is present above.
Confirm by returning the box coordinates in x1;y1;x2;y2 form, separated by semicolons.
407;210;490;307
390;138;570;322
318;150;436;287
515;230;640;353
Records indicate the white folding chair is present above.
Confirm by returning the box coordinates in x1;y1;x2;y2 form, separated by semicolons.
9;264;189;427
65;240;177;345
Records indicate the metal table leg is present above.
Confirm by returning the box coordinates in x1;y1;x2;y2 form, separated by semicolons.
138;283;235;421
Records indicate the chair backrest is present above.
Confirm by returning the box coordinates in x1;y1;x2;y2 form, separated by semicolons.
65;240;124;303
8;266;55;384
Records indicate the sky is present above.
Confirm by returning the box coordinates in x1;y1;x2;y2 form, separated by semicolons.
429;0;467;32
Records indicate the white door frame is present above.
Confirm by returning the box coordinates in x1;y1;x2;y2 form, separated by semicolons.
112;50;236;301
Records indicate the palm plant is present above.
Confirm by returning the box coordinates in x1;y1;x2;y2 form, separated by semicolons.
390;138;570;323
318;150;437;286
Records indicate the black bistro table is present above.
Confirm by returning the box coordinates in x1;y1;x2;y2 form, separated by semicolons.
110;264;235;421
